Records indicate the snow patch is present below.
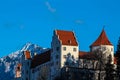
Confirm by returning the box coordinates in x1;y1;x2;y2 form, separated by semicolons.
5;62;11;72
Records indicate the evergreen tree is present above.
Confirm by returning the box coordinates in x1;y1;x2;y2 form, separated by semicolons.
105;55;117;80
116;37;120;64
116;37;120;80
116;37;120;59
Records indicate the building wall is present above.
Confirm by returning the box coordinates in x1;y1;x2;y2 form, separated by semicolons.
91;45;114;64
30;62;51;80
61;45;79;67
50;32;61;79
50;31;79;79
19;30;115;80
79;59;99;69
21;52;31;80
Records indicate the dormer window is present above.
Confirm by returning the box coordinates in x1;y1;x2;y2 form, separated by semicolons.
68;40;71;44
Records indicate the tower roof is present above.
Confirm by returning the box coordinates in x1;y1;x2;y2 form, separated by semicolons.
90;29;112;47
55;30;78;46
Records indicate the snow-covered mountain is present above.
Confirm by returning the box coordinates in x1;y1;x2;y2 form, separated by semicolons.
0;43;48;80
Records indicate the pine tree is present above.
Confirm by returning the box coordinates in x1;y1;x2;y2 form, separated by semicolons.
115;37;120;80
116;37;120;67
116;37;120;63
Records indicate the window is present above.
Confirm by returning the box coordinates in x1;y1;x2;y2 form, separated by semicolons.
56;47;59;51
56;55;59;59
56;61;59;65
111;48;113;51
26;70;28;74
63;47;66;51
27;62;29;66
51;62;54;66
32;70;34;73
102;47;106;51
51;48;53;52
73;48;76;52
63;55;67;58
26;78;28;80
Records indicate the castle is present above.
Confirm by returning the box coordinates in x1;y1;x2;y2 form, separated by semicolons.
15;29;116;80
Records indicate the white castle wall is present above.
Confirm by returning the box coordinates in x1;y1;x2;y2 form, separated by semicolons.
50;30;79;79
91;45;114;64
61;45;79;67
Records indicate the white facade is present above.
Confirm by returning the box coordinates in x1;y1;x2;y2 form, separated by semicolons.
16;29;115;80
61;45;79;67
91;45;114;64
50;30;79;79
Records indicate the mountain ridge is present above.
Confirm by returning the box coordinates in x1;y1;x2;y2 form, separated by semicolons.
0;43;48;80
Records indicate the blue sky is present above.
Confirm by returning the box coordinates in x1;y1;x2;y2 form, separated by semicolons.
0;0;120;57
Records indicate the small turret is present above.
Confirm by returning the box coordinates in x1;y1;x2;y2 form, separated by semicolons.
90;29;114;64
90;29;112;49
21;51;31;80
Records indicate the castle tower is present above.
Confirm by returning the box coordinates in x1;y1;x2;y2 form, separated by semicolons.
50;30;79;79
21;51;31;80
90;29;114;64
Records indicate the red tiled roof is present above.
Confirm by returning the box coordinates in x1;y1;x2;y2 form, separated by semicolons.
56;30;78;46
31;50;51;68
24;51;31;59
90;29;112;47
79;51;96;59
79;51;88;58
